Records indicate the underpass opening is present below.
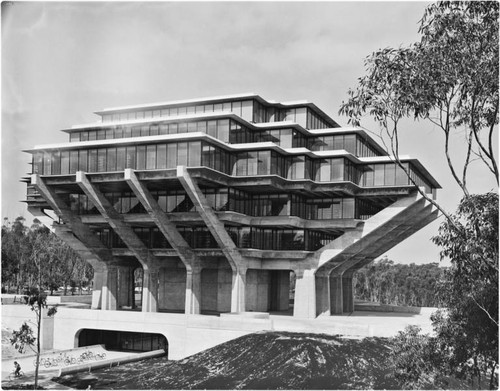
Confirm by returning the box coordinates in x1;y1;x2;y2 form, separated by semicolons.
77;328;168;355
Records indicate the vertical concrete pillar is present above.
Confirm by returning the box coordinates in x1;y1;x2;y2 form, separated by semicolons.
231;268;246;313
91;266;105;309
293;269;316;318
342;271;355;313
117;266;134;309
185;267;201;314
102;266;118;311
142;267;159;312
330;273;343;315
315;271;331;316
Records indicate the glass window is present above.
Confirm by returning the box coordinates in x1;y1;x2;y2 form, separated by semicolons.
374;165;385;186
43;152;52;175
295;107;307;127
125;147;136;168
166;144;177;168
107;148;116;171
69;150;79;174
116;147;126;170
150;124;159;136
207;121;217;137
331;159;344;181
51;151;61;175
344;135;356;154
257;151;270;175
88;131;97;141
188;142;201;166
187;122;197;132
342;198;355;218
79;150;88;172
96;149;106;172
61;151;70;174
140;126;149;137
241;100;253;122
232;101;242;117
97;130;106;140
218;119;229;142
317;160;330;182
395;163;409;185
384;164;396;186
123;126;132;139
157;144;167;169
105;129;114;139
177;142;188;166
159;124;168;135
70;133;80;142
132;126;141;137
136;146;146;169
146;145;156;169
178;122;188;133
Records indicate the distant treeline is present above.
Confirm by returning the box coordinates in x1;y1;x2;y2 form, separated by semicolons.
354;258;444;307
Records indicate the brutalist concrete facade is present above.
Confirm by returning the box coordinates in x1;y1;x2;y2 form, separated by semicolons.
23;93;440;318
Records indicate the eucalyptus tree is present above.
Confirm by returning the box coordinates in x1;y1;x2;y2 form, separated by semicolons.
340;2;498;387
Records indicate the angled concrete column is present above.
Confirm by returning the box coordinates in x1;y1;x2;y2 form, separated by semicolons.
342;270;354;313
142;267;160;312
185;267;201;314
91;265;105;309
101;266;118;311
330;273;343;315
293;269;316;318
76;171;151;269
125;169;202;314
177;166;248;313
31;174;113;264
176;166;244;270
315;271;331;316
231;268;247;313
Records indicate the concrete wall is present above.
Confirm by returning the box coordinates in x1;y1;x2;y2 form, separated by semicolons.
50;308;272;359
246;269;270;312
201;268;231;312
159;268;186;311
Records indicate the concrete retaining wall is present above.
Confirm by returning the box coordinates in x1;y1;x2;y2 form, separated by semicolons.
355;303;422;314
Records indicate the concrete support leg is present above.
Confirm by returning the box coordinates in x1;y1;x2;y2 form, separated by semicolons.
117;266;134;309
315;272;331;317
231;268;246;313
102;266;118;311
142;268;159;312
293;269;316;318
185;267;201;314
91;266;105;310
342;271;354;313
330;273;343;315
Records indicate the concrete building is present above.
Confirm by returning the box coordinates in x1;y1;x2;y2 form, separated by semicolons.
23;93;440;321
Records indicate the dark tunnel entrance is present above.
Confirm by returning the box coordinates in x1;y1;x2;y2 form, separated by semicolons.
78;329;168;354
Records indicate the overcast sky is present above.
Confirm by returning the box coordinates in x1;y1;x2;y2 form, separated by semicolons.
2;1;497;265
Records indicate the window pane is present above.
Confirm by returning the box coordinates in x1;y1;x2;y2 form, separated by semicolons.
43;152;52;175
241;100;253;122
218;119;229;142
97;149;106;172
177;143;188;166
69;150;79;173
384;164;396;186
51;151;61;175
146;145;156;169
136;146;146;169
157;144;167;169
374;165;384;186
126;147;136;168
188;142;201;166
116;147;126;170
107;148;116;171
88;149;97;172
79;149;88;172
61;151;70;174
166;144;177;168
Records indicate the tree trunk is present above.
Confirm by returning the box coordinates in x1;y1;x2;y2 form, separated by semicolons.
34;305;41;389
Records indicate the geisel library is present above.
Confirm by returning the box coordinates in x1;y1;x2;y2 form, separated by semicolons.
21;93;440;356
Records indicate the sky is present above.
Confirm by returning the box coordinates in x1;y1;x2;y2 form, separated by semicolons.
2;1;497;266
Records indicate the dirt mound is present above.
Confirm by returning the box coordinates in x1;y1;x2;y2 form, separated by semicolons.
56;331;400;389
